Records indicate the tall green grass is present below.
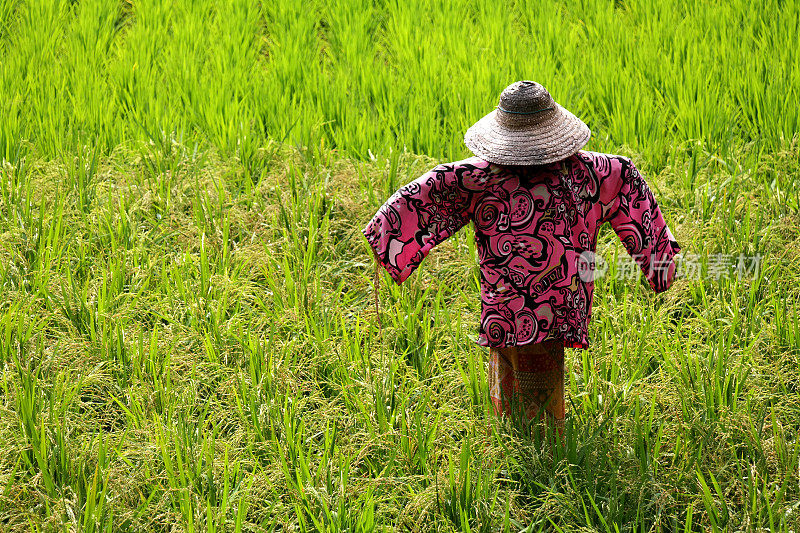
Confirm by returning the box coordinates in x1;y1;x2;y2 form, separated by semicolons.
0;0;798;164
0;136;797;530
0;0;799;530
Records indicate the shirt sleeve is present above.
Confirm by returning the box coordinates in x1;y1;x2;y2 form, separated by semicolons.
602;157;681;293
362;162;474;285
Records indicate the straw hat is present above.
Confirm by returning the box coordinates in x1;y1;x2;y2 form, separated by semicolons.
464;81;591;166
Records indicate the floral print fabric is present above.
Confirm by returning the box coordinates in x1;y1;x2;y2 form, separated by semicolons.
362;150;681;349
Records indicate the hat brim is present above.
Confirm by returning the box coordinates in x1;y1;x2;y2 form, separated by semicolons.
464;104;591;166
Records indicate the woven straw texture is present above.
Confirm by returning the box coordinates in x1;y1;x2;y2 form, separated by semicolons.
464;81;591;166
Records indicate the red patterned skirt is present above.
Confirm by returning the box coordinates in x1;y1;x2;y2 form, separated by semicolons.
487;340;565;428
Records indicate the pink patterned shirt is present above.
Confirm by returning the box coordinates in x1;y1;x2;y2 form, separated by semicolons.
362;150;681;349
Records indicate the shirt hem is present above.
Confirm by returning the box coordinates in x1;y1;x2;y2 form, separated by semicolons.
361;229;405;285
477;336;588;350
648;241;682;293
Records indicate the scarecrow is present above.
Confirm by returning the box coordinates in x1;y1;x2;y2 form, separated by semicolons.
363;81;681;429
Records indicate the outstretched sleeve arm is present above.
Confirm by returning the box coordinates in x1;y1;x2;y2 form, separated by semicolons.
603;158;681;293
362;163;473;285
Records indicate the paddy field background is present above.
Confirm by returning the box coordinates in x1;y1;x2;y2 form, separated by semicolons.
0;0;799;530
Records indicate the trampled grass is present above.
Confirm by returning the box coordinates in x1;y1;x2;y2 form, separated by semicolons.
0;0;799;531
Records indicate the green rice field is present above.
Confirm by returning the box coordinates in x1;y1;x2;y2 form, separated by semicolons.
1;0;799;530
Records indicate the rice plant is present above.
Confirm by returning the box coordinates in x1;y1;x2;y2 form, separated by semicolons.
0;0;798;530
